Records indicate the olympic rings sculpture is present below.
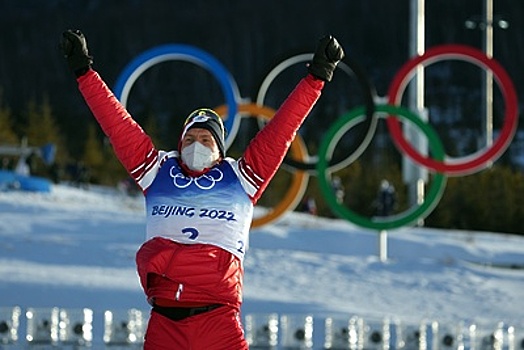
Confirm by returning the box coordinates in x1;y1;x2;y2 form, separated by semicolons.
317;104;447;230
114;43;518;230
113;44;242;149
386;44;518;176
214;103;310;228
256;54;378;174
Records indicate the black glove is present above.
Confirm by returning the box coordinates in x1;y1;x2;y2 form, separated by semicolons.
60;29;93;77
308;35;345;82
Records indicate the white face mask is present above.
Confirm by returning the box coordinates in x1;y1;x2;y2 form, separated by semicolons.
181;141;219;171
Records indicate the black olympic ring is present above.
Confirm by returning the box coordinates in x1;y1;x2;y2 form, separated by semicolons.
255;54;378;173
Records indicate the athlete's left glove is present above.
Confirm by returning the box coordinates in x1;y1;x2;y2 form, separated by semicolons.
308;35;345;82
60;29;93;77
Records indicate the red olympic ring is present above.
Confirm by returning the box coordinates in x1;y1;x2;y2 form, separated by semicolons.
386;44;519;175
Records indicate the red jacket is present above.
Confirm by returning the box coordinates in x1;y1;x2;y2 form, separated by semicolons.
77;69;324;308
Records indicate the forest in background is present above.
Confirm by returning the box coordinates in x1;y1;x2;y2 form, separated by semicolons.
1;0;524;234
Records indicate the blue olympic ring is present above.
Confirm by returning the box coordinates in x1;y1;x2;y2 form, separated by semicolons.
113;44;241;148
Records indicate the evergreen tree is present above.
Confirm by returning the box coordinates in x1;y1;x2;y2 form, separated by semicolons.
0;90;18;145
0;91;19;170
24;97;67;162
81;123;105;183
100;138;128;186
21;97;68;176
142;114;164;149
427;165;524;234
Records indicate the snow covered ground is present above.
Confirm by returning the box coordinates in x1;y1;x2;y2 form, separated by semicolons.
0;183;523;349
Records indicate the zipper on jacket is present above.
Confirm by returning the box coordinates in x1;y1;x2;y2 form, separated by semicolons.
175;283;184;300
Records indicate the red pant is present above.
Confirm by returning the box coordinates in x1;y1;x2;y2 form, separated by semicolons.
144;305;248;349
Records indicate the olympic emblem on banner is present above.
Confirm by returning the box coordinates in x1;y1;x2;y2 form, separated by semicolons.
170;167;224;190
114;43;518;230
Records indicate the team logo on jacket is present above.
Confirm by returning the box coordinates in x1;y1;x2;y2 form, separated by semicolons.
169;167;224;190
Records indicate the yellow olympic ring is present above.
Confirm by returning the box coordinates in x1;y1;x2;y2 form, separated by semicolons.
214;103;309;228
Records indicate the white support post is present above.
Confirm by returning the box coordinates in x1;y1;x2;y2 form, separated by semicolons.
405;0;427;220
379;230;388;262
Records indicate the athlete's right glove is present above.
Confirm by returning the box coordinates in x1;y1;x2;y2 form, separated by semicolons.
308;35;345;82
60;29;93;77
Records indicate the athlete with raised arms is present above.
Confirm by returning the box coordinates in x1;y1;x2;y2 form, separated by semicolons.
61;29;344;349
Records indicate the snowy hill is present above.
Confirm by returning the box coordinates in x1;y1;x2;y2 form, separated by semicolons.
0;184;523;349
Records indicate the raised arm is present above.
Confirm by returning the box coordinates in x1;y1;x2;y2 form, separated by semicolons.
61;30;157;183
239;35;345;203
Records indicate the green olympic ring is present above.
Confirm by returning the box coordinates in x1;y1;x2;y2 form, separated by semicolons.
317;104;448;230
